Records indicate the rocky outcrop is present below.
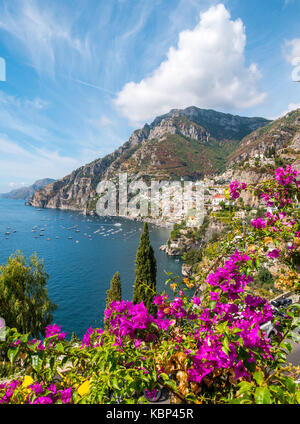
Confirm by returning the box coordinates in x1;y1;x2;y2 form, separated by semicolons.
148;116;209;143
182;264;193;277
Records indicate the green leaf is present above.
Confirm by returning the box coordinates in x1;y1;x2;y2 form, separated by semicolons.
254;387;272;404
222;336;230;355
55;343;64;353
237;381;253;395
285;378;296;394
165;380;178;392
8;347;19;364
209;300;217;310
253;371;264;386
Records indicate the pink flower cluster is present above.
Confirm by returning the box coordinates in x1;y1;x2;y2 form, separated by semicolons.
206;251;253;300
0;380;72;404
104;300;171;345
275;165;299;186
81;327;103;348
229;180;247;199
45;324;67;341
251;217;267;229
188;252;273;384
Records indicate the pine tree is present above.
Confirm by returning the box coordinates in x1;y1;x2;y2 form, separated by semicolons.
133;223;157;311
105;272;122;308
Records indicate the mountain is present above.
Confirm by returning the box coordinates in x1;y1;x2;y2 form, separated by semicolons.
1;178;56;200
214;109;300;207
229;108;300;168
30;107;270;212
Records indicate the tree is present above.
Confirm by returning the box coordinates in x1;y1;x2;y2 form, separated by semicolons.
0;251;57;338
106;272;122;307
255;266;274;287
133;223;157;311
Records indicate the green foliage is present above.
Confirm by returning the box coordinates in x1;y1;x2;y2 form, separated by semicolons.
0;251;57;337
170;220;186;240
182;248;203;265
106;272;122;308
133;223;157;311
256;266;274;287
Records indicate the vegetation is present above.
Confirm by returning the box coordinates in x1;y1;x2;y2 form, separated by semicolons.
133;223;157;312
106;272;122;308
0;251;57;338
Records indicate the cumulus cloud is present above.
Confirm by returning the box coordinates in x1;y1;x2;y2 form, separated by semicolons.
115;3;267;123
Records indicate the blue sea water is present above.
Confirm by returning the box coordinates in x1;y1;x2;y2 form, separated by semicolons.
0;199;182;338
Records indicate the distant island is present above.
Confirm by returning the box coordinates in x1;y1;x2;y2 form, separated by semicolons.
0;178;56;200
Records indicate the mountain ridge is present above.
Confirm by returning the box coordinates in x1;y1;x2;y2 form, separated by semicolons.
29;106;270;212
1;178;56;200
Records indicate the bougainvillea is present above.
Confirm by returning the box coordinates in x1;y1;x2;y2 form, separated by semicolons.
0;165;299;404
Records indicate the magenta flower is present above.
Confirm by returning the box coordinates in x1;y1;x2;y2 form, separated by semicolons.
251;217;267;229
267;249;281;259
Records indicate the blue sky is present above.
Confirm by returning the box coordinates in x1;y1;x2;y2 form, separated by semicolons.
0;0;299;192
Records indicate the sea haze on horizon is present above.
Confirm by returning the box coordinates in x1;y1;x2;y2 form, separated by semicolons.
0;199;182;338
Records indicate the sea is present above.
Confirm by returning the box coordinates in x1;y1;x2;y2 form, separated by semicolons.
0;199;182;338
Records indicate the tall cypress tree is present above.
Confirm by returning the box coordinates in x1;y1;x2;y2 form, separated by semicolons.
133;223;157;311
106;272;122;308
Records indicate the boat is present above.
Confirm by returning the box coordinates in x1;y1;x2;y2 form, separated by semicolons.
5;232;10;235
68;236;73;240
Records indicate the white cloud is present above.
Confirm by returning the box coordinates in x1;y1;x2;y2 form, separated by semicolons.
272;102;300;120
283;38;300;64
115;3;267;124
0;90;51;142
0;0;90;76
0;134;81;192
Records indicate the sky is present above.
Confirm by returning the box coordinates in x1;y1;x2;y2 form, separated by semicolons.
0;0;299;192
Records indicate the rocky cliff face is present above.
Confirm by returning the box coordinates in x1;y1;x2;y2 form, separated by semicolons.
30;106;270;212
